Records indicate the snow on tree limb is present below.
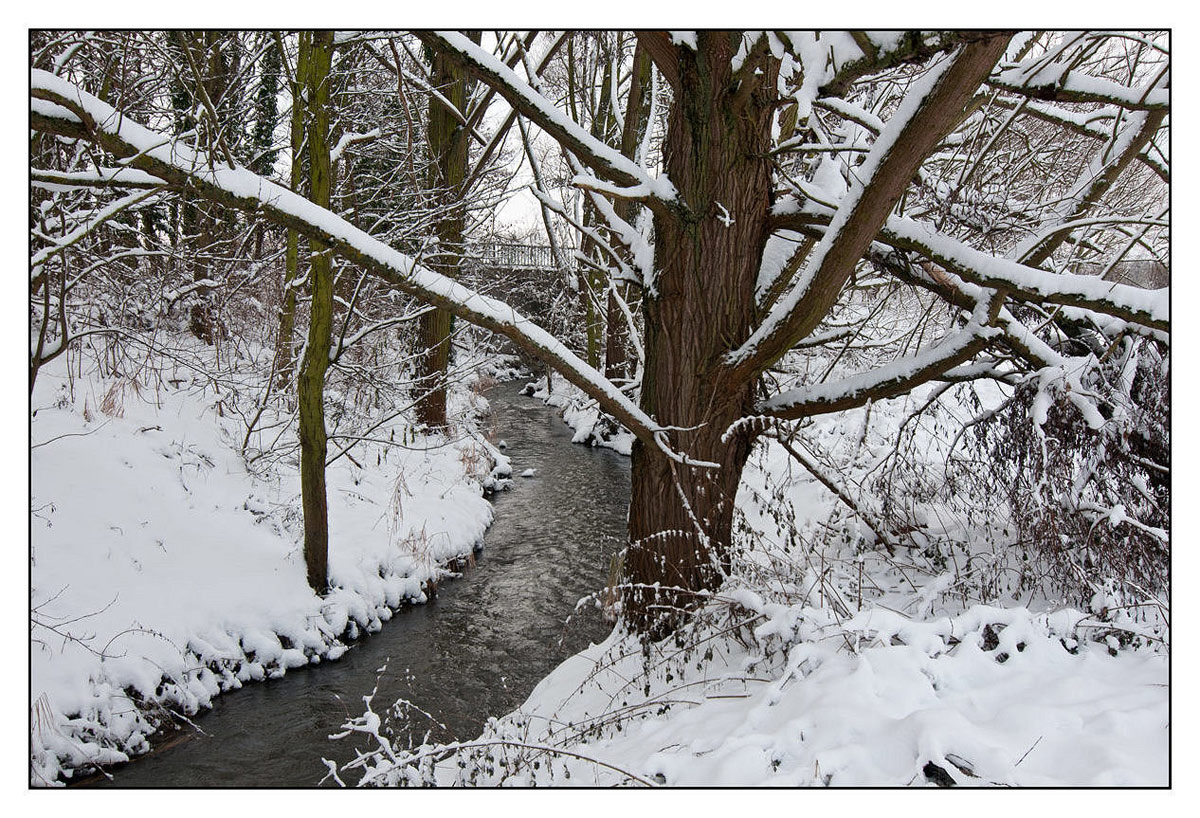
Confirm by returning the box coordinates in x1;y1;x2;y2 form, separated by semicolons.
726;35;1012;382
416;32;677;206
29;68;667;448
988;62;1169;111
760;295;1004;419
31;166;167;190
880;216;1168;333
30;188;161;280
775;207;1168;340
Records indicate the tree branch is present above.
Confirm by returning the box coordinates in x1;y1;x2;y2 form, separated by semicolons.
727;34;1012;384
30;68;666;449
416;31;676;200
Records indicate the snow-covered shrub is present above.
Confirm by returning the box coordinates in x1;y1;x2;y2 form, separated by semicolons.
953;338;1169;610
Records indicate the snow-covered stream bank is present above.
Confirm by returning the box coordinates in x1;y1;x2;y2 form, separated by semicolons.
31;362;1169;787
30;352;506;785
331;381;1168;788
46;381;629;786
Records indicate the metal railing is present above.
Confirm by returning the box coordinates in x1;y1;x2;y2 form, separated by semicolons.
468;242;561;271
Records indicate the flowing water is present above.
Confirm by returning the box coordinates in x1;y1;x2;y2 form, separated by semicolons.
101;382;630;787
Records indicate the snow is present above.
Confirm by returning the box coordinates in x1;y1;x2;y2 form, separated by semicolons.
329;380;1168;789
522;376;635;456
761;317;998;415
667;31;697;50
28;34;1171;792
30;352;501;785
410;601;1165;786
734;52;959;364
994;62;1169;110
30;189;160;278
883;215;1168;330
425;34;678;203
30;68;666;449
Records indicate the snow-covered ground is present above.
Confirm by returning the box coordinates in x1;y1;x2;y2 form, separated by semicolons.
360;600;1164;786
26;342;1171;788
29;351;509;785
331;383;1169;788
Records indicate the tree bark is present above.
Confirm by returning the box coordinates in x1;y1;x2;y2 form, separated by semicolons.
415;32;480;429
298;31;334;594
621;32;777;636
273;32;306;393
181;30;234;345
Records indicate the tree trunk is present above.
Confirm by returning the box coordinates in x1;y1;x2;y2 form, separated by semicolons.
603;287;628;382
184;31;233;346
273;32;309;393
621;32;777;636
297;31;334;594
604;41;651;385
415;32;480;429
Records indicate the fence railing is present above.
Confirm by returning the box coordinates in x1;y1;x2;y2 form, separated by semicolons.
468;242;561;271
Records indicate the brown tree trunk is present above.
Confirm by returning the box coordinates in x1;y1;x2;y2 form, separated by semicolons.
415;32;480;429
621;32;777;637
184;31;233;346
603;287;628;382
298;31;334;594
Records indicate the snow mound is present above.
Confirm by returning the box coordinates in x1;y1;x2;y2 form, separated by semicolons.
31;357;497;785
333;600;1166;787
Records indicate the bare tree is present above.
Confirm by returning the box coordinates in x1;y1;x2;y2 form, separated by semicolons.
31;30;1169;635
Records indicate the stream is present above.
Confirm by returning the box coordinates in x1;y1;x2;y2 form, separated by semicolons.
102;381;630;787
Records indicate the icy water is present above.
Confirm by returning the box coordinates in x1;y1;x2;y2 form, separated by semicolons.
99;382;630;787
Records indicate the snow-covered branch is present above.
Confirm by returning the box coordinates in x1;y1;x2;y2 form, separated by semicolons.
988;62;1169;111
31;166;168;190
29;68;666;449
727;35;1011;383
760;299;1003;419
415;32;677;205
30;189;161;281
880;216;1167;332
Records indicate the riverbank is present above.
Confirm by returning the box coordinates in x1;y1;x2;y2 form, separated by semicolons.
64;379;630;787
30;351;511;786
334;379;1169;787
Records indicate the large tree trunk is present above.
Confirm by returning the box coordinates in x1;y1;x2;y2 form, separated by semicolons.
298;31;334;594
415;32;480;429
621;32;777;637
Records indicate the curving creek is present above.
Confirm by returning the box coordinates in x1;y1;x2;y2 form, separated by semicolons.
96;382;630;787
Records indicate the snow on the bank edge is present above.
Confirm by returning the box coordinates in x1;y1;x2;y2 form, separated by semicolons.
521;375;635;456
335;379;1168;787
30;358;509;786
430;600;1167;786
